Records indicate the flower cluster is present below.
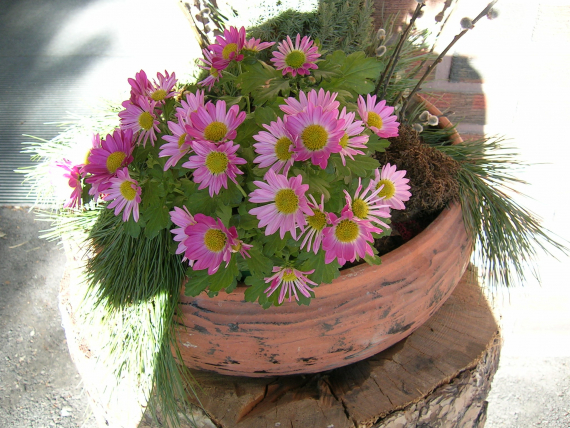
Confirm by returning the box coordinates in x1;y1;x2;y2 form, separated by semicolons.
51;26;413;307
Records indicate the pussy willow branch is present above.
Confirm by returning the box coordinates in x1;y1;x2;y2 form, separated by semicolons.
392;0;458;108
399;0;498;120
375;1;426;99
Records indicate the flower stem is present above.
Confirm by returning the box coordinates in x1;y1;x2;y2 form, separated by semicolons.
235;181;248;198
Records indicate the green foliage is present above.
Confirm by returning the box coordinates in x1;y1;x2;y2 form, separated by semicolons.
434;136;568;290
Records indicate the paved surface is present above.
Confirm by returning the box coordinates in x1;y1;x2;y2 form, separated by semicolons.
1;0;569;427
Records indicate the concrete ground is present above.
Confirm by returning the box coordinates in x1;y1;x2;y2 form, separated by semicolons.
1;0;569;427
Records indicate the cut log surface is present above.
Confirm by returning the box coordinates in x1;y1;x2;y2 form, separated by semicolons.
173;267;501;428
60;261;500;428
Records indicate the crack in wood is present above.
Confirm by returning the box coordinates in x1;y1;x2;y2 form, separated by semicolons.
323;378;354;426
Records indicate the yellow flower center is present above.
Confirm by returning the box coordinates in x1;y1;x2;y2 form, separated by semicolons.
222;43;238;60
274;188;299;214
339;133;349;149
301;124;328;151
282;270;298;282
352;198;369;219
106;151;126;174
138;111;154;131
367;112;383;129
335;219;359;243
307;209;326;231
210;67;219;78
204;229;227;252
274;137;293;161
177;133;187;148
151;89;167;101
376;179;396;199
205;151;229;174
231;241;242;253
84;149;92;166
203;121;228;142
285;50;306;69
119;180;136;201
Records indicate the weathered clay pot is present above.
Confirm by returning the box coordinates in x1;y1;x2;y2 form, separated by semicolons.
175;98;471;377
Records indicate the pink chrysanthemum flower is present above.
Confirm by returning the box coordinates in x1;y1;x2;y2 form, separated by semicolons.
197;49;224;90
242;37;276;53
280;88;340;116
227;227;253;259
182;140;246;197
52;160;83;209
357;94;400;138
186;100;246;144
299;194;330;254
285;103;345;169
104;168;142;222
271;34;321;77
264;266;317;304
249;169;313;240
149;70;177;103
209;26;246;69
184;214;235;275
127;70;153;104
371;163;412;210
119;96;160;146
322;208;381;266
338;107;369;166
83;129;135;200
169;206;197;264
253;117;296;175
176;90;206;123
344;178;390;229
159;117;193;170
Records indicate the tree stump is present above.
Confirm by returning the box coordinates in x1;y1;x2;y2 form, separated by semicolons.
60;263;500;428
140;266;500;428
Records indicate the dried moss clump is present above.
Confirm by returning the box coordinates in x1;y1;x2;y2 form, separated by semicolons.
380;124;461;221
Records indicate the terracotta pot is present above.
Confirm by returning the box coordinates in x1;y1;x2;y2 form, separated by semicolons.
175;98;471;377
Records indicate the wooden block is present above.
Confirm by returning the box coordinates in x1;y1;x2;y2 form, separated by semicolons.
180;267;500;428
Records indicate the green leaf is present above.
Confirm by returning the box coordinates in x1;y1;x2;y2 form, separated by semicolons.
143;202;171;239
312;57;341;81
239;212;259;230
244;274;269;305
245;245;274;276
254;106;277;128
298;250;340;285
366;135;391;153
320;51;383;95
215;202;233;226
343;155;380;177
218;183;244;206
364;254;383;266
262;231;288;257
122;216;141;238
292;168;331;200
236;63;290;105
184;268;210;297
235;118;261;148
186;188;218;216
208;256;239;292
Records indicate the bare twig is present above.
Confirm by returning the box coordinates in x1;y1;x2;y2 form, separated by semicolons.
399;0;498;119
375;2;426;98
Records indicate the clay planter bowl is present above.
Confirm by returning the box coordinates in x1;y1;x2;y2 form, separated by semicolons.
175;98;471;377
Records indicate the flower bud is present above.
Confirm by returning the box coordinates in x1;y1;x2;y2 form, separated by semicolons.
487;9;499;20
412;123;424;133
427;115;439;126
460;17;474;30
419;111;430;122
375;46;387;58
376;28;386;40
